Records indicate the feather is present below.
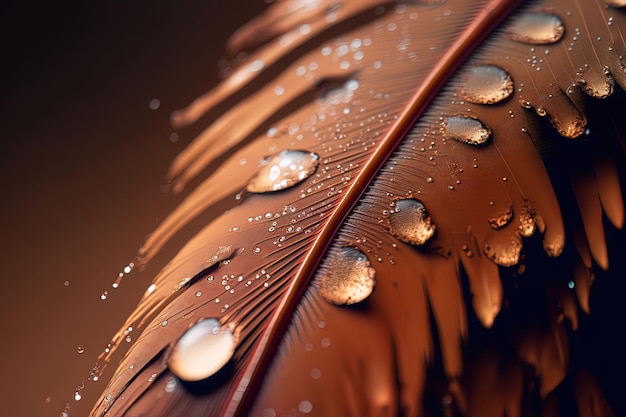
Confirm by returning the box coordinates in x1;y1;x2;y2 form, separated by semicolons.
82;0;625;416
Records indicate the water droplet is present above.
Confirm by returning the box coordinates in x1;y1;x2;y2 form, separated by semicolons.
488;207;514;230
168;318;235;381
505;13;564;44
100;291;108;300
388;199;436;246
262;408;277;417
484;239;522;267
148;98;161;110
319;247;375;305
63;280;70;287
458;65;513;104
298;400;313;413
247;150;320;193
518;205;536;237
442;116;492;145
77;345;85;354
165;377;177;393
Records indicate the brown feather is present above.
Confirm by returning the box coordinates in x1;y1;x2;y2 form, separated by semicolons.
86;1;625;416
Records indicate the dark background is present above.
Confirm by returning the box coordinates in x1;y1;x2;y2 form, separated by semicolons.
0;2;265;416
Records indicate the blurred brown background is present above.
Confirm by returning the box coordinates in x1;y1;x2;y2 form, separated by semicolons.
0;2;265;416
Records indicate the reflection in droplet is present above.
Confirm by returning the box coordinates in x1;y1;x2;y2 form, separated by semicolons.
505;13;564;44
458;65;513;104
388;199;436;246
519;205;536;237
488;207;514;230
77;345;85;354
168;318;235;382
442;116;492;145
319;247;375;305
247;150;320;193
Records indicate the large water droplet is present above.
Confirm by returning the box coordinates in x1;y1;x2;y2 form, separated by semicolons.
505;13;564;44
484;239;522;267
247;150;320;193
442;116;492;145
388;199;436;246
319;247;375;305
458;65;513;104
168;318;235;382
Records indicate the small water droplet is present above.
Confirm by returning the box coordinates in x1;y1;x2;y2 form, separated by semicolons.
298;400;313;414
319;247;375;305
148;98;161;110
165;377;177;393
458;65;513;104
77;345;85;354
100;291;108;300
247;150;320;193
388;199;436;246
505;12;564;44
168;318;235;381
310;368;322;379
442;116;492;145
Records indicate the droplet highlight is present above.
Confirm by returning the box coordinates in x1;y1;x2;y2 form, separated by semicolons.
442;116;492;145
488;207;514;230
505;13;564;44
247;150;320;193
319;247;375;305
388;199;436;246
458;65;513;104
168;318;235;382
484;239;522;267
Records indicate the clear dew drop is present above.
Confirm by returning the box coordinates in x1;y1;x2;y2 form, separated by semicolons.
77;345;85;354
505;12;565;44
442;116;492;145
168;318;235;382
247;150;320;193
458;65;513;104
388;199;436;246
319;247;375;305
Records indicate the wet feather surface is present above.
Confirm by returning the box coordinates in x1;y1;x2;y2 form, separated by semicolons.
85;1;625;416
